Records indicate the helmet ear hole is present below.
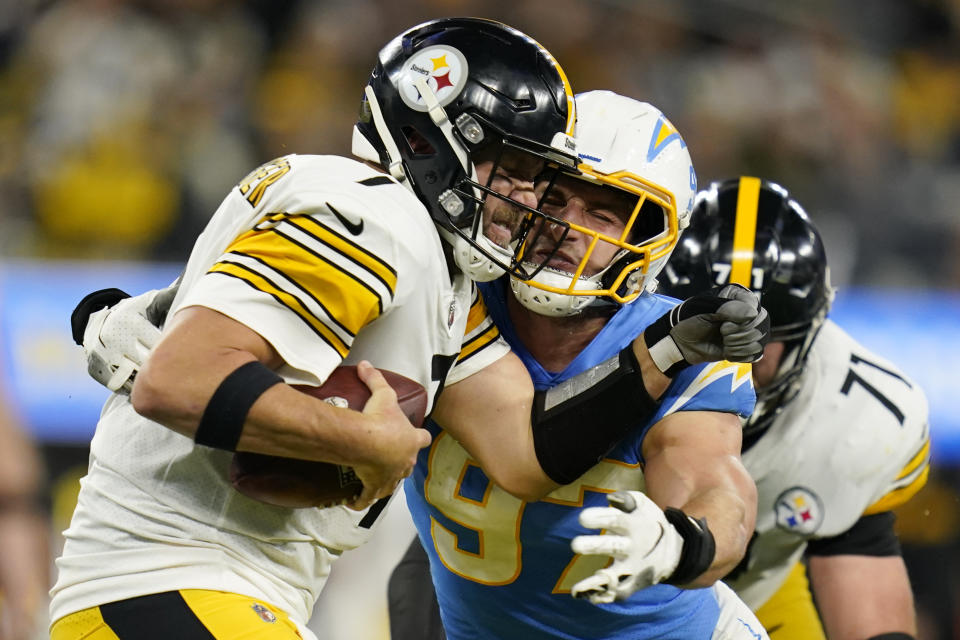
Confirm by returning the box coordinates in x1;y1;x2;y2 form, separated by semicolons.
402;127;436;156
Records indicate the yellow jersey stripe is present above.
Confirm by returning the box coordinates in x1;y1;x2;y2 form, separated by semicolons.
288;215;397;295
456;288;502;364
458;323;501;364
209;262;349;358
897;439;930;481
271;228;385;315
225;226;385;328
228;248;375;338
466;288;491;334
863;464;930;515
730;176;761;287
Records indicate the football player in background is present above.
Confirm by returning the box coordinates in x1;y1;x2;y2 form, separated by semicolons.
649;177;929;640
51;18;768;640
0;384;49;640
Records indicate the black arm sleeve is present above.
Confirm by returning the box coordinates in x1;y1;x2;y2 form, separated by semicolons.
806;511;902;557
531;346;660;485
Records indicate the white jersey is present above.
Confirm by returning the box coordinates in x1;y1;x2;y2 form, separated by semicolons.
728;319;930;609
50;154;510;627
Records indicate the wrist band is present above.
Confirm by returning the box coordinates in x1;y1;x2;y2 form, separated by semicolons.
643;306;688;377
195;361;283;451
663;507;716;585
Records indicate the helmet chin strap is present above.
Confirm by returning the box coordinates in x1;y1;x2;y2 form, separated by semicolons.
363;85;408;183
412;75;508;282
510;264;602;317
412;76;473;179
452;233;509;281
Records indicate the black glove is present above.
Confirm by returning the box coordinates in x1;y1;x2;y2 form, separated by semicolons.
70;288;130;345
70;282;180;393
644;284;770;377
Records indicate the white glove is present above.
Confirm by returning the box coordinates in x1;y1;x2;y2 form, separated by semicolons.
83;291;164;392
570;491;685;604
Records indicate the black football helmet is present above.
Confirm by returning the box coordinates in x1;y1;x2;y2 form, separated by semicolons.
352;17;579;281
658;177;835;442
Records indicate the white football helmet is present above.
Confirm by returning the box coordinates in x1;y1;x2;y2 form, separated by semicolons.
511;90;697;316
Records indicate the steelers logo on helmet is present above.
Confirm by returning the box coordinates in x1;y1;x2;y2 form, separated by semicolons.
398;45;469;112
774;486;823;536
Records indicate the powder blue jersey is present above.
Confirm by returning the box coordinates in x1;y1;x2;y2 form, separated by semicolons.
405;279;756;639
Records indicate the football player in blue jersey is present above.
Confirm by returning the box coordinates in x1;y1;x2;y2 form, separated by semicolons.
391;172;927;640
392;90;769;640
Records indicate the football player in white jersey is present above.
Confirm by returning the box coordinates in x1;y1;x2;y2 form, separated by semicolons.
630;177;928;639
49;17;580;639
51;18;770;640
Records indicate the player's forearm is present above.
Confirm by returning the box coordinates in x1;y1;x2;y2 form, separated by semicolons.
131;368;376;465
643;420;756;587
439;342;671;502
131;308;385;467
672;464;756;586
134;364;383;466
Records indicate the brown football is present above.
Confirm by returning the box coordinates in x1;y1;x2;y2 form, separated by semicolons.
229;365;428;509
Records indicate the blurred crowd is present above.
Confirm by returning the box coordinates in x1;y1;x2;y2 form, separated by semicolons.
1;0;960;638
0;0;958;289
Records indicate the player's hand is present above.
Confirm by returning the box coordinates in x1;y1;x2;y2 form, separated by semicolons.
571;491;685;604
642;284;769;377
78;290;167;393
348;361;432;511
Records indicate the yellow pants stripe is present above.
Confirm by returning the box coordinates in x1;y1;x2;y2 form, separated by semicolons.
754;562;826;639
51;590;303;640
50;606;121;640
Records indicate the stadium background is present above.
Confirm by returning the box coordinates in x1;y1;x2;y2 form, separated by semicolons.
0;0;958;637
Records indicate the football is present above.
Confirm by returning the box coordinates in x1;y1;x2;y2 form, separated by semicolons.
229;365;428;509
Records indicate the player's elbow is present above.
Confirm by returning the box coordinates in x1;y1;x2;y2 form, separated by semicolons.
130;362;202;436
130;366;173;421
486;465;557;502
